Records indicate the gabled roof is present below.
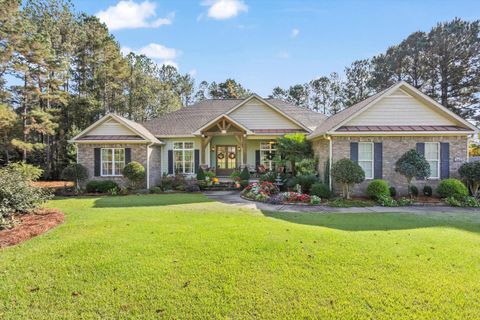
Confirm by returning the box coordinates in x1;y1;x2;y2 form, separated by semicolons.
70;113;162;144
142;96;327;137
193;114;253;135
308;81;477;139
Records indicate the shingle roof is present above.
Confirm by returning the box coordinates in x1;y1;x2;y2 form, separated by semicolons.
77;135;144;140
142;98;327;136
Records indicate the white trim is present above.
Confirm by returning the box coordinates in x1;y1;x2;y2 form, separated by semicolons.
226;94;312;132
146;142;154;189
173;141;195;175
193;114;253;135
358;142;374;180
328;136;332;190
100;148;125;177
73;140;151;144
424;142;440;180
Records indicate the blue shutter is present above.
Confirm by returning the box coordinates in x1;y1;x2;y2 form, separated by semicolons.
167;150;173;174
255;150;260;167
440;143;450;179
125;148;131;164
94;148;101;176
374;143;383;179
350;142;358;163
416;143;425;180
194;149;200;173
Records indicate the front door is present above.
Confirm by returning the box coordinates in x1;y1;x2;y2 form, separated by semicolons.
216;145;237;176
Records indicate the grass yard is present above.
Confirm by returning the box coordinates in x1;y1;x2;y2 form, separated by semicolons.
1;194;480;319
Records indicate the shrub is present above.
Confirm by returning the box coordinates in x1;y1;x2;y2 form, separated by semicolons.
0;168;52;228
61;164;88;189
423;185;433;197
366;179;390;200
395;149;430;189
230;170;241;180
310;195;321;205
185;180;200;192
409;185;419;197
160;174;185;191
389;186;397;197
331;158;365;199
196;167;206;181
310;183;331;199
458;161;480;197
86;180;118;193
150;186;162;194
288;174;318;194
239;167;250;181
123;161;146;189
239;180;249;190
295;158;317;176
436;178;468;199
444;196;461;207
377;194;398;207
275;133;313;176
5;162;43;181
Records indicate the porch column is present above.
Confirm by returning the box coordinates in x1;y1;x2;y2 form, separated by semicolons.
242;135;247;165
200;135;212;165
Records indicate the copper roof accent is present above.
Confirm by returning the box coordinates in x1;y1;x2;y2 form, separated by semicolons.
336;125;469;132
78;135;144;140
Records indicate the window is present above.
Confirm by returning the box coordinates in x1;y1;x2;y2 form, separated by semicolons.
260;141;277;171
425;142;440;179
174;142;194;174
358;142;374;179
101;148;125;176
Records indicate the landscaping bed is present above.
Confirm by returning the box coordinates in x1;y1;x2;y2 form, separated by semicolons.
0;208;64;248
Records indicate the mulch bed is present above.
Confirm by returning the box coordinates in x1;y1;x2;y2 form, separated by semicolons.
32;181;74;188
0;208;64;248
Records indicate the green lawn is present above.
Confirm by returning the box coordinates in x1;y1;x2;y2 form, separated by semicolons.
1;194;480;319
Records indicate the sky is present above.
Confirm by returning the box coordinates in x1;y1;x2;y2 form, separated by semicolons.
75;0;480;96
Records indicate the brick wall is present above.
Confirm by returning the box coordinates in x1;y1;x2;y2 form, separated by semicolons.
77;143;149;188
313;135;468;197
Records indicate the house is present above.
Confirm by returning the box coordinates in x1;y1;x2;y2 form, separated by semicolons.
70;81;477;195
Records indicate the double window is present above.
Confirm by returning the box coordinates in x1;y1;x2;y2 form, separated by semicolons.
425;142;440;179
358;142;374;179
260;142;277;171
101;148;125;176
174;142;194;174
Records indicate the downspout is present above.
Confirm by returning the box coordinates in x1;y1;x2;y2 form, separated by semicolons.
146;142;155;189
328;136;333;191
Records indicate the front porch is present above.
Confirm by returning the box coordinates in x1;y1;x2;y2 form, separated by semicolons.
197;115;278;177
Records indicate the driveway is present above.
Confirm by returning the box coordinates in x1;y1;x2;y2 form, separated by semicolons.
203;191;480;213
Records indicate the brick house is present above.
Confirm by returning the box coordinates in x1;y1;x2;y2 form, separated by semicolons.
71;81;477;195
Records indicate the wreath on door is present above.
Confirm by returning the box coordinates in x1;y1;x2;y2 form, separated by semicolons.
228;152;236;160
217;152;225;160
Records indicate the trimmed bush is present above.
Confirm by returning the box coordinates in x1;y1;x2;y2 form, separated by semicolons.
366;179;390;200
458;161;480;196
196;167;206;181
436;178;468;199
409;185;419;197
86;180;118;193
61;164;88;189
239;167;250;181
288;174;318;194
395;149;430;186
423;185;433;197
331;158;365;199
310;183;331;199
389;186;397;197
123;161;145;188
150;187;161;194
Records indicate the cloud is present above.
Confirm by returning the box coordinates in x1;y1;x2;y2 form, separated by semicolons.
291;28;299;38
96;0;174;31
121;43;179;69
188;69;197;76
201;0;248;20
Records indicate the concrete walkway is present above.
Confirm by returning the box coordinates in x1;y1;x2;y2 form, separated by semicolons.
203;191;480;213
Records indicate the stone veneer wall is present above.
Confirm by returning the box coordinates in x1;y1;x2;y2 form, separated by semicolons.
313;135;469;197
77;143;149;188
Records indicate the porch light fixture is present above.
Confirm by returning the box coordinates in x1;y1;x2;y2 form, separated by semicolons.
211;145;215;152
221;129;227;134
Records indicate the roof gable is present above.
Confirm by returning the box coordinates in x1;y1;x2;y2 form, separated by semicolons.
309;81;477;139
227;95;309;131
71;114;161;143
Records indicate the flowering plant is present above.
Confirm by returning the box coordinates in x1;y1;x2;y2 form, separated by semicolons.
281;192;311;203
241;182;279;201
